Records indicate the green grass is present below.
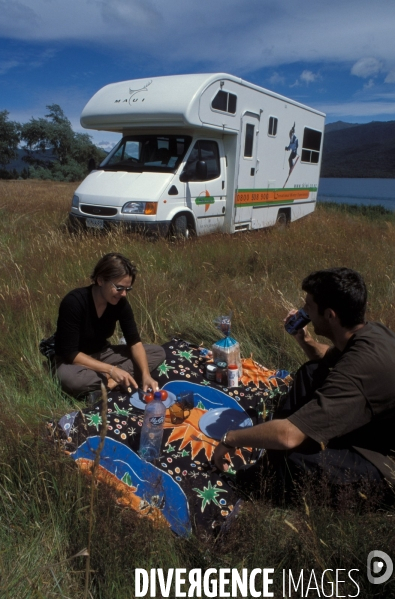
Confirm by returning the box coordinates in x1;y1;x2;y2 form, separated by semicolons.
1;180;395;597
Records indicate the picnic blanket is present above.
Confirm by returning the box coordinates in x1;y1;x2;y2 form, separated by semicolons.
49;339;292;536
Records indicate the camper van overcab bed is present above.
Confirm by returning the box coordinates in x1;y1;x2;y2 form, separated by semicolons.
70;73;325;237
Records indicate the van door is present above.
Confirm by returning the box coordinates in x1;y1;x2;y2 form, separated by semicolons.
234;112;260;226
181;139;226;234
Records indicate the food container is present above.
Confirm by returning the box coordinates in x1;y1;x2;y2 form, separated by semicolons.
206;363;217;381
215;361;228;385
212;336;242;377
227;364;239;387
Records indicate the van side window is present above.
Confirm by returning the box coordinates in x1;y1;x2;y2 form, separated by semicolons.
182;140;220;181
244;124;255;158
212;91;237;115
268;117;278;136
301;128;322;164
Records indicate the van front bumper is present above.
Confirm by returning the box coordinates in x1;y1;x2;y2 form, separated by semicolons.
68;214;171;236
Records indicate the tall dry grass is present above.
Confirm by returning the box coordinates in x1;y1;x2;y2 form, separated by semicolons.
1;180;395;597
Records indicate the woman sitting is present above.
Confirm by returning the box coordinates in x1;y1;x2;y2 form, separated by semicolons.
54;253;165;398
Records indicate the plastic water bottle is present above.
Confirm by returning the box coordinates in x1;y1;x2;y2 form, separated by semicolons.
139;392;166;462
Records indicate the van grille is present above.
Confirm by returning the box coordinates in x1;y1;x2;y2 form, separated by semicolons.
80;205;118;217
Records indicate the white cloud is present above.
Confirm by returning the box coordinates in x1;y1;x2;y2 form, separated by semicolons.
318;101;395;118
290;70;320;88
384;71;395;83
363;78;375;90
0;60;20;75
100;0;163;30
351;57;383;78
0;48;57;77
300;70;320;84
268;72;285;86
1;0;395;75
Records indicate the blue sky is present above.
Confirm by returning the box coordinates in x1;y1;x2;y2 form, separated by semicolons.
1;0;395;147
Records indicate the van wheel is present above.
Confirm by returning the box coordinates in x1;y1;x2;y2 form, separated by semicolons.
171;215;192;239
275;210;289;229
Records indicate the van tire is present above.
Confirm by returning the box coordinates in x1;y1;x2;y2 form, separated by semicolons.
275;209;290;229
170;214;193;239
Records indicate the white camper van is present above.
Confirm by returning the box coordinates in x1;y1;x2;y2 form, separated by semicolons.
70;73;325;237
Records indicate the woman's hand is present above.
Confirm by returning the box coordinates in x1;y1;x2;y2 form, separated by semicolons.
141;374;159;393
109;365;138;390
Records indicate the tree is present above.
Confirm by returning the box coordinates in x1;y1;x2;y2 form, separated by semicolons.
20;104;105;182
0;110;20;167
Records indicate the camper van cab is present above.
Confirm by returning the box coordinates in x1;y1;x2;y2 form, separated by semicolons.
70;73;325;236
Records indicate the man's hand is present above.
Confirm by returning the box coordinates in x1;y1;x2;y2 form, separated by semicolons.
284;308;309;344
284;306;330;360
213;442;236;472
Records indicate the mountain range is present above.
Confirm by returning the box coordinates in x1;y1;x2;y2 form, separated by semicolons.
321;120;395;178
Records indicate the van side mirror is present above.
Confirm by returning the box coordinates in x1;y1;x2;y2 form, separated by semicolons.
179;159;208;183
196;160;207;180
88;158;96;173
179;169;191;183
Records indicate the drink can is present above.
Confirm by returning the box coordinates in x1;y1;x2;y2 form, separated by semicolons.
285;309;311;335
227;364;238;387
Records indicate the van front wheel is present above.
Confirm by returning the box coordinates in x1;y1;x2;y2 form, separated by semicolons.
170;215;193;239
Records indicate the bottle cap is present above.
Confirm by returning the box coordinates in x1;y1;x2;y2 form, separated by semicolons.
216;361;227;369
154;391;162;399
228;364;238;370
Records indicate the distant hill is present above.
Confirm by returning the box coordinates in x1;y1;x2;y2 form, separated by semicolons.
321;121;395;178
324;121;360;134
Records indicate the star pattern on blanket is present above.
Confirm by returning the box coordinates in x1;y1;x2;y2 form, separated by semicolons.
240;357;278;387
176;349;194;362
157;361;175;377
193;481;228;512
163;408;248;464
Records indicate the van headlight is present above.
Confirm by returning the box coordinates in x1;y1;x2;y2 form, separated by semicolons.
71;194;79;209
122;201;157;215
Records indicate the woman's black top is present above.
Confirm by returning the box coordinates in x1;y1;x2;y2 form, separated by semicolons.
55;285;141;362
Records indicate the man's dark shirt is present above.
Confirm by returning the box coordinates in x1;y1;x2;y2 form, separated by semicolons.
288;322;395;479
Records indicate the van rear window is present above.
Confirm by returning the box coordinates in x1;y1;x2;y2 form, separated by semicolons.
212;91;237;115
268;116;278;137
301;128;322;164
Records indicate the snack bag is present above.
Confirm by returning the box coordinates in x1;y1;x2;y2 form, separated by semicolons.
211;313;242;377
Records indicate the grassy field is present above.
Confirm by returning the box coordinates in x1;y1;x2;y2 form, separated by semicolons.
1;180;395;598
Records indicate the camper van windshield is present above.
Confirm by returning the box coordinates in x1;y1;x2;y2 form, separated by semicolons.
99;135;192;173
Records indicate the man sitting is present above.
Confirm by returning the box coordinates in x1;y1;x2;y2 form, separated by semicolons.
213;268;395;489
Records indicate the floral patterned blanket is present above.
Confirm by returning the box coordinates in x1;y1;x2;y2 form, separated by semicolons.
49;339;292;536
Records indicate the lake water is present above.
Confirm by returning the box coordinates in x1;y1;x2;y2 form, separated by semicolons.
317;178;395;211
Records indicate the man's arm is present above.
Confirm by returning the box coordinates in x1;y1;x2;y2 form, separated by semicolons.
213;419;307;471
294;329;330;361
